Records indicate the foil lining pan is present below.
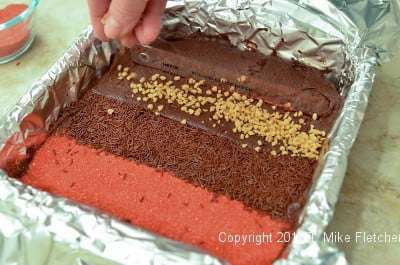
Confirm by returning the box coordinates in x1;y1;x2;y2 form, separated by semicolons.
0;0;399;264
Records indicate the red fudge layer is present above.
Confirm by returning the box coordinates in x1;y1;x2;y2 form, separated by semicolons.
22;135;291;265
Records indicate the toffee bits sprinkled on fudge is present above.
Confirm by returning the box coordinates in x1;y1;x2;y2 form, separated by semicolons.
122;69;326;159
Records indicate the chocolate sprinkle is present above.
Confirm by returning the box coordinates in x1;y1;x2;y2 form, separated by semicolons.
51;91;316;221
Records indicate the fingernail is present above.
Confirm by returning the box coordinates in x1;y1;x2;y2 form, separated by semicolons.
121;33;136;48
104;16;122;39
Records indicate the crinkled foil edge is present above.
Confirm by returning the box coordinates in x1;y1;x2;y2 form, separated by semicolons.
275;48;376;265
328;0;400;63
0;0;396;264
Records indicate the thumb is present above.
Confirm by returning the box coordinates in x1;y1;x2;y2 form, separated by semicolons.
105;0;149;39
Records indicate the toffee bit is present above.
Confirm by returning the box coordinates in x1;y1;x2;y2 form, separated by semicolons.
126;72;137;81
237;75;248;83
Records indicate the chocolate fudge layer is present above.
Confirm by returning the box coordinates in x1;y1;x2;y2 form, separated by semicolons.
94;37;341;159
147;36;340;128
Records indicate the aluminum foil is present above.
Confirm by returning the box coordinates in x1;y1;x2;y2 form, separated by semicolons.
0;0;399;264
329;0;400;63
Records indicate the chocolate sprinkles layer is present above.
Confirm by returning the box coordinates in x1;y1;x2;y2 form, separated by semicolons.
52;91;316;221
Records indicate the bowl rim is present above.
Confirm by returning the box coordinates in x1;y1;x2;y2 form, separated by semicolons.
0;0;40;30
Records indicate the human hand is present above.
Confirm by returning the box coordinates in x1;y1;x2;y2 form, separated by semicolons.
87;0;167;47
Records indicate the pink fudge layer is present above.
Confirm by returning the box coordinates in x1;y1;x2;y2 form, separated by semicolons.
21;136;291;265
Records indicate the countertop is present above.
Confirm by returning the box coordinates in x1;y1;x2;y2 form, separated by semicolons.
0;1;399;264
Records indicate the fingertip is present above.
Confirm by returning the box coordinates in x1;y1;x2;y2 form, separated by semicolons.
134;0;166;44
135;16;161;44
95;30;110;42
104;16;123;39
121;33;137;48
106;0;148;39
92;21;110;42
87;0;111;41
98;35;110;42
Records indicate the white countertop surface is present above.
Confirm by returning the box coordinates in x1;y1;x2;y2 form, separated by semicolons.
0;1;399;264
